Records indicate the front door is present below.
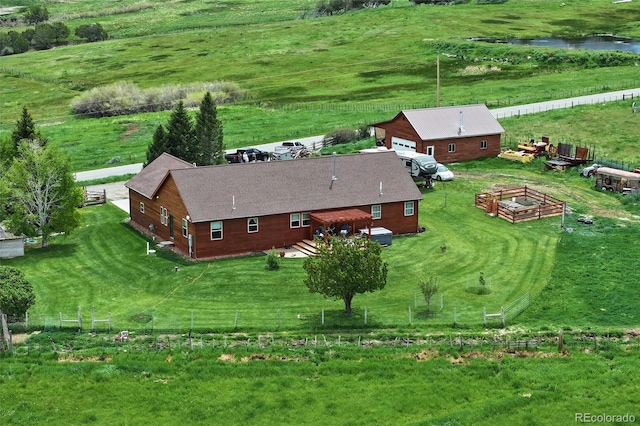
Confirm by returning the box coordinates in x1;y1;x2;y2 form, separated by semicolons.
169;215;174;239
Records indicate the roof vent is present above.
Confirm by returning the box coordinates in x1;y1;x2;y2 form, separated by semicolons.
458;111;465;134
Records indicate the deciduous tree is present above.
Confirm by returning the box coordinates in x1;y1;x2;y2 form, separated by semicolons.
0;266;35;352
23;5;49;25
303;237;388;314
420;274;439;311
0;140;83;248
75;23;108;42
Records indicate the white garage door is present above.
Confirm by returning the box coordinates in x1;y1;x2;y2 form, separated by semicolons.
391;137;416;151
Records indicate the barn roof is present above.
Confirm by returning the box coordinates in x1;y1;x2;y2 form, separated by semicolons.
125;153;196;199
164;151;422;223
375;104;504;141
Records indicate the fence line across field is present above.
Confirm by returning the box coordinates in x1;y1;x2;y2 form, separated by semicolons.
20;293;530;334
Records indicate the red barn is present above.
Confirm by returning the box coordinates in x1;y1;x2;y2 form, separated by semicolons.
372;104;504;163
125;151;423;259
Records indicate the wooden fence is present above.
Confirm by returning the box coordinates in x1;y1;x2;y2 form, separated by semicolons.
475;186;565;223
82;189;106;207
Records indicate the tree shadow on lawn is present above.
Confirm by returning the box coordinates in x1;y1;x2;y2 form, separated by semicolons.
24;241;77;258
301;308;384;331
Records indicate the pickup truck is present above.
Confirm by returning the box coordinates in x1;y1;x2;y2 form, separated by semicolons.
280;141;306;151
225;148;270;163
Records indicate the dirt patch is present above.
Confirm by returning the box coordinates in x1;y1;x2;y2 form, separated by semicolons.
58;354;113;362
120;123;139;140
219;353;236;362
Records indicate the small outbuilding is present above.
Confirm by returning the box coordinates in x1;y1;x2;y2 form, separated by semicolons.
0;226;24;259
372;104;504;163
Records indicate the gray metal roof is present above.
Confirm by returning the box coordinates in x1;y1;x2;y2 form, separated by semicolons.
399;104;504;141
164;151;423;223
125;153;196;199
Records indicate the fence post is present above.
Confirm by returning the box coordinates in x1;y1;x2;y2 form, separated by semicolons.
483;307;486;326
501;307;505;328
78;306;82;331
453;307;457;327
364;308;368;325
321;308;325;325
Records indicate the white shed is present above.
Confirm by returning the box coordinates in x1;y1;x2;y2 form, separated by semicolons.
0;226;24;259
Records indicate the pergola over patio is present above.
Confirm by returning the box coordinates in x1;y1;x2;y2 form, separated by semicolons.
309;209;373;243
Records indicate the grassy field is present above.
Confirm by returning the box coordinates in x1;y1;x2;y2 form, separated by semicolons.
0;335;639;425
3;1;640;423
3;0;640;170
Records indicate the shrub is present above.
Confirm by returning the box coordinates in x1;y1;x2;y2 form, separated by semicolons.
23;5;49;25
71;81;246;118
266;248;281;270
75;23;108;42
324;128;359;145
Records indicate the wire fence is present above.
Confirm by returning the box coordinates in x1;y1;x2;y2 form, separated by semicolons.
4;328;636;358
8;290;534;336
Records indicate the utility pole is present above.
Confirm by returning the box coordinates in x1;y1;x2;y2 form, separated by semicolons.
436;52;441;107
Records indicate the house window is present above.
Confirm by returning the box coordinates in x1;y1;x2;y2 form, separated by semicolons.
248;217;258;233
425;146;435;156
160;206;168;225
210;221;223;240
182;218;188;238
448;143;456;153
140;202;145;214
302;212;310;227
404;201;415;216
372;204;381;220
480;139;488;150
290;213;300;228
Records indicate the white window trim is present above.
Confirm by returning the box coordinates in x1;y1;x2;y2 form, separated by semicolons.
372;204;381;220
160;206;168;225
404;201;415;216
140;202;145;214
301;212;310;227
448;143;456;153
182;218;188;238
290;213;301;228
210;221;223;240
248;217;259;233
480;139;488;150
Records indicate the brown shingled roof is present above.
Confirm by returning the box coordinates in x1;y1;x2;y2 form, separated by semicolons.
374;104;504;141
125;153;196;199
168;151;423;223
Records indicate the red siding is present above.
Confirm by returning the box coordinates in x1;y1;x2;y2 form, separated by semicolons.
378;115;502;163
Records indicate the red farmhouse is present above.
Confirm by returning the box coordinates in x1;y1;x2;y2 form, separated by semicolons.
125;151;423;259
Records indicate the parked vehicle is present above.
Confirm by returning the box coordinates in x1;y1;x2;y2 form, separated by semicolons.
360;147;438;187
433;163;454;181
581;163;601;177
225;148;270;163
595;167;640;194
280;141;306;151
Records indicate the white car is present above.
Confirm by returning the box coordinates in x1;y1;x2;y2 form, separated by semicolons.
433;163;454;181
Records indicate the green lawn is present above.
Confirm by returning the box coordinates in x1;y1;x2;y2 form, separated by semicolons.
3;159;639;333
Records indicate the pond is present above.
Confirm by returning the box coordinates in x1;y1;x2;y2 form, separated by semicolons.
474;35;640;54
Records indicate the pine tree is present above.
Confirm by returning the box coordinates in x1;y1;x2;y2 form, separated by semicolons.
164;101;197;163
194;92;224;165
145;125;167;166
11;106;46;147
